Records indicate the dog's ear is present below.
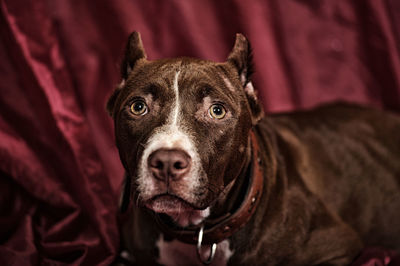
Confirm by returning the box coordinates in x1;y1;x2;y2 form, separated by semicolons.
119;174;132;213
227;34;263;124
106;32;147;117
121;31;147;80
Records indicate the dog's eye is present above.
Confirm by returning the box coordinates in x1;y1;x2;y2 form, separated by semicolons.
209;104;226;119
130;100;148;116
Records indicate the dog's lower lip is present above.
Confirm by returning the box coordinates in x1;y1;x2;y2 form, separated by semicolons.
145;194;198;214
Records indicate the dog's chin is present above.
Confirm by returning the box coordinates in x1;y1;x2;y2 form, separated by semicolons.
144;195;210;227
145;195;194;214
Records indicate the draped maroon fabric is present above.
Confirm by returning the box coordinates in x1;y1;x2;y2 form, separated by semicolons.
0;0;399;265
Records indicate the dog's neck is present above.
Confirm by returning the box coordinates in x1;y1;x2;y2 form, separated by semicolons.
208;136;254;220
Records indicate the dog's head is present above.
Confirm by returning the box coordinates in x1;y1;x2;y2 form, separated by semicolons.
107;32;263;227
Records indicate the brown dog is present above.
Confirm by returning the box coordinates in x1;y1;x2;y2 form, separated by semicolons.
107;32;400;265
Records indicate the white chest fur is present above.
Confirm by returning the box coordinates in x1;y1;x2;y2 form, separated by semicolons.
156;234;234;266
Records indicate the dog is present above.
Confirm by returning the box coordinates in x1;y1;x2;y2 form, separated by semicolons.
107;32;400;265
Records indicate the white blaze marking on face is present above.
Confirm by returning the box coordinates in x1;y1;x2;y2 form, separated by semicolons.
156;234;233;266
171;71;180;126
137;70;205;204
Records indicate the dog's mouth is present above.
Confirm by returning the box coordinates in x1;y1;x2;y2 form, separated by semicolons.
144;194;210;227
145;194;197;214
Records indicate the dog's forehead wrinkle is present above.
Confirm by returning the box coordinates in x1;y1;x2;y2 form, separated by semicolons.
178;80;239;115
221;74;236;92
176;65;239;108
123;74;175;102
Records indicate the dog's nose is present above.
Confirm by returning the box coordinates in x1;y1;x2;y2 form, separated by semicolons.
148;149;191;182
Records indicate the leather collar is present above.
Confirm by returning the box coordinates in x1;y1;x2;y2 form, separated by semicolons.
154;130;264;245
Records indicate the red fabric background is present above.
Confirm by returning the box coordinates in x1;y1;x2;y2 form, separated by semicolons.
1;0;399;265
